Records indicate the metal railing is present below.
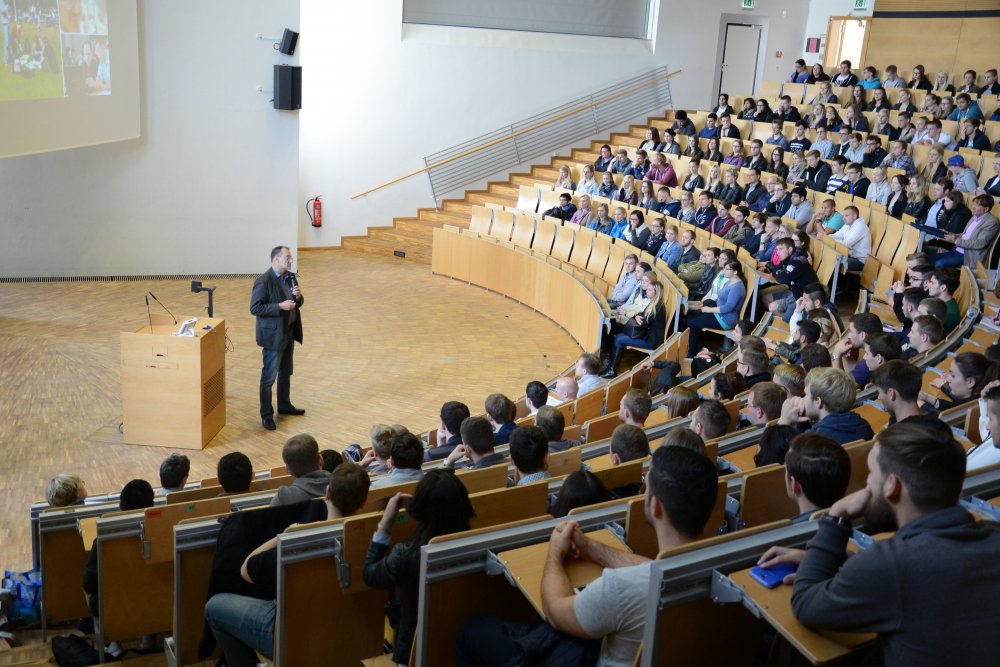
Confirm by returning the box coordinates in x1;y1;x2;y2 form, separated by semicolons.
352;66;678;201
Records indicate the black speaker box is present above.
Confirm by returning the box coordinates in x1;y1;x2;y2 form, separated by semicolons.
274;65;302;110
278;29;298;55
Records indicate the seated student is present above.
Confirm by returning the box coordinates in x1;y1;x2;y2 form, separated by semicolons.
618;388;653;428
46;473;88;507
758;422;1000;666
509;425;551;486
426;401;471;461
800;344;831;374
754;423;799;467
365;470;474;665
457;447;718;667
817;205;870;271
871;360;940;427
923;268;961;333
745;382;788;428
778;367;875;445
608;254;640;307
525;380;549;416
784;433;851;522
737;348;772;387
921;351;994;411
158;454;190;494
905;313;943;359
860;332;903;385
484;393;517;446
541;192;577;222
662;385;700;418
217;452;253;495
601;281;668;378
761;238;821;318
772;363;806;399
890;283;928;340
690;399;731;442
685;261;747;356
320;449;344;473
710;372;746;402
609;424;649;478
551;376;579;405
443;416;508;470
550;470;613;518
270;434;331;507
607;148;632;174
82;478;156;642
536;405;579;453
831;312;882;386
360;424;396;476
205;464;370;667
370;430;425;489
935;194;999;270
769;320;820;366
573;352;606;397
661;427;707;456
967;384;1000;471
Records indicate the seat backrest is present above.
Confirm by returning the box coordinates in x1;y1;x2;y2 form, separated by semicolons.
510;212;535;248
587;234;611;277
469;205;493;235
531;217;558;253
551;224;575;262
516;185;540;213
489;210;515;242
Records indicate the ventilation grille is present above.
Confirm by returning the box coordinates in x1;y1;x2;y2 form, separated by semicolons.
203;368;226;416
0;273;257;284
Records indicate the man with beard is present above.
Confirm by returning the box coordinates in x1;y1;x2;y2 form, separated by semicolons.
757;421;1000;666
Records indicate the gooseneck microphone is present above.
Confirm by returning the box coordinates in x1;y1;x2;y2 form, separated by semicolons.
148;291;178;324
145;294;153;330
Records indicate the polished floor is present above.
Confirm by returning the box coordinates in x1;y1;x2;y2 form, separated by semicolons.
0;249;581;569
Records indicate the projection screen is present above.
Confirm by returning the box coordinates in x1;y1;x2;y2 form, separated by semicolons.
0;0;139;158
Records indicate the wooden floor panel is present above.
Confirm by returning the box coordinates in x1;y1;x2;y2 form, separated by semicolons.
0;249;580;569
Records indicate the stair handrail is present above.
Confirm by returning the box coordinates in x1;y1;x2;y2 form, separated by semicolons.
351;68;681;200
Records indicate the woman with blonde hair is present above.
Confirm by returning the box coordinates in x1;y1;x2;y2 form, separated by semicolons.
705;163;722;194
616;174;638;205
921;144;948;184
904;174;931;220
602;280;667;377
553;164;574;190
576;164;599;196
46;473;87;507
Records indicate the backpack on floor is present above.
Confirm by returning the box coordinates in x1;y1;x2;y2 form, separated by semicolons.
51;634;100;667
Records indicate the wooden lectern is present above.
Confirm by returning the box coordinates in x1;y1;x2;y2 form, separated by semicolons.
120;315;227;449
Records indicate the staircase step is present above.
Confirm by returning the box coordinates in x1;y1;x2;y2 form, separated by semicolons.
488;183;518;197
419;210;468;225
341;236;432;262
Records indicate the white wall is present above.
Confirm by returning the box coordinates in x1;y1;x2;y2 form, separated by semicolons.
0;0;299;278
299;0;809;248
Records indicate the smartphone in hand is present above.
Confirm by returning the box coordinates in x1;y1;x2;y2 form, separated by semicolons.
749;562;797;589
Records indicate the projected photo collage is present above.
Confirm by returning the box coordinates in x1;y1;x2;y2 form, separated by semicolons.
0;0;110;101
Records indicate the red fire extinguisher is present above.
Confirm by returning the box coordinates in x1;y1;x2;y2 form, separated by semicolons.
306;196;322;227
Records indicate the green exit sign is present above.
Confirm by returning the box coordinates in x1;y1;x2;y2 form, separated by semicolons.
741;0;754;8
854;0;868;8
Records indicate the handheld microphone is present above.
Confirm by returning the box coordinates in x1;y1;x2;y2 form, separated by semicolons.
148;291;178;324
145;294;153;330
287;272;298;291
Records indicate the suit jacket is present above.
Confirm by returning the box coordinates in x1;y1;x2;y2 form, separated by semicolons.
251;268;304;350
955;214;999;269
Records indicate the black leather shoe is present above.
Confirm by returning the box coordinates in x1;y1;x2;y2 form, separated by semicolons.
278;406;305;416
262;417;277;430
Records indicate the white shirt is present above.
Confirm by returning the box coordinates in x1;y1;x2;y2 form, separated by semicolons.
967;437;1000;472
831;219;871;261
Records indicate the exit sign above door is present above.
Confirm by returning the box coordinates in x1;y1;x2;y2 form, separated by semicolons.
854;0;868;9
741;0;754;9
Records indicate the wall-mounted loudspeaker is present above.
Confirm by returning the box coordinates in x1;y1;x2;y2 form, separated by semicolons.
274;65;302;110
278;29;298;55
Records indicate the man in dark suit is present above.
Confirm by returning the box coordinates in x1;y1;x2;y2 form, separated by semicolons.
250;246;305;430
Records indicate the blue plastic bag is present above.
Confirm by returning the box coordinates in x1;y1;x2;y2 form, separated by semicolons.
2;569;41;628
